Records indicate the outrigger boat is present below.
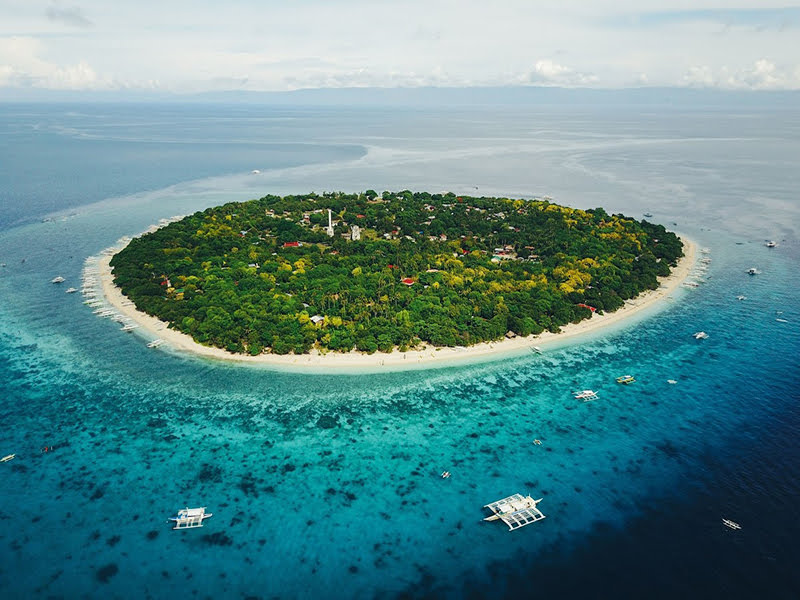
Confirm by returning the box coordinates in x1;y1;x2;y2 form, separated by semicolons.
765;241;777;248
147;339;165;348
574;390;598;401
483;494;545;531
616;375;636;384
722;518;741;530
746;267;760;275
169;507;212;530
1;454;15;462
51;276;65;284
693;331;709;340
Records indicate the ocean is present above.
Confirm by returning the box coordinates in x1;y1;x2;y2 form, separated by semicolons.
0;101;798;599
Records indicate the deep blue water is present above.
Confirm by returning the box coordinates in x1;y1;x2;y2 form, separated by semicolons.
0;103;798;599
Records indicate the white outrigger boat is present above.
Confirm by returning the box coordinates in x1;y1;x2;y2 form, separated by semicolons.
574;390;598;401
765;241;777;248
722;518;741;530
147;339;165;348
693;331;709;340
51;276;65;284
169;507;212;530
484;494;545;531
1;454;15;463
746;267;760;275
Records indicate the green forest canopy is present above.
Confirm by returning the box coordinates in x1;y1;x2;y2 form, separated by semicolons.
110;191;683;356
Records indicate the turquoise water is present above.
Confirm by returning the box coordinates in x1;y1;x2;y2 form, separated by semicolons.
0;104;798;599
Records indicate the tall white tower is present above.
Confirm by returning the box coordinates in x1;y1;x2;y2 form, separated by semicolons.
326;209;334;237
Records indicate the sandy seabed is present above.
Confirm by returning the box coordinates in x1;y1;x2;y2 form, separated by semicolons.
97;237;697;372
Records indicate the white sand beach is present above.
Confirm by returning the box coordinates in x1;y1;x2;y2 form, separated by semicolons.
97;236;696;371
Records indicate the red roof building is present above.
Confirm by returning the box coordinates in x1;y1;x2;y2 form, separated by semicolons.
401;278;415;286
283;241;300;247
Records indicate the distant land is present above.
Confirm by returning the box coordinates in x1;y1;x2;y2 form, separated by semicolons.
3;86;800;108
109;191;683;357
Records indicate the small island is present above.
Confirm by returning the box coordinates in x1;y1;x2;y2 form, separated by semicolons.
109;191;684;358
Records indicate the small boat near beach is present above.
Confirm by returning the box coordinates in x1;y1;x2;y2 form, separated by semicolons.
693;331;709;340
722;518;741;530
765;241;777;248
1;454;15;462
574;390;598;401
147;339;165;348
121;323;138;332
616;375;636;384
51;276;65;284
483;494;545;531
169;507;212;530
643;213;653;218
65;287;77;294
746;268;760;275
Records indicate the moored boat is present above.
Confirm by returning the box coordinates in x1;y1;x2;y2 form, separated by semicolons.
616;375;636;384
169;507;212;530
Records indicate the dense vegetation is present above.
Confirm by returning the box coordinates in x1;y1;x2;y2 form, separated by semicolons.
110;191;683;355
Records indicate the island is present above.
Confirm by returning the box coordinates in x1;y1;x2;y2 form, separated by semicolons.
107;191;685;363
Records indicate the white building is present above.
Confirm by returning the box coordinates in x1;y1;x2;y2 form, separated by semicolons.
351;225;361;241
326;209;335;237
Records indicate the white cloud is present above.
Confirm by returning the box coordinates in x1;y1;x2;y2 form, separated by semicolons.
683;59;800;89
525;60;598;86
0;35;115;89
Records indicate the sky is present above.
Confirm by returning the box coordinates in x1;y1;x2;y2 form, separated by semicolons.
1;1;799;94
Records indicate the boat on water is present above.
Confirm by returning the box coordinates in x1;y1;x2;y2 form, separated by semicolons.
616;375;636;384
531;346;542;354
574;390;598;401
746;267;760;275
693;331;709;340
51;276;65;284
776;318;788;323
121;323;138;332
147;339;165;348
65;287;77;294
643;212;653;218
484;494;545;531
736;295;746;301
169;507;212;530
722;518;741;530
765;241;777;248
441;471;451;479
667;379;678;384
1;454;15;462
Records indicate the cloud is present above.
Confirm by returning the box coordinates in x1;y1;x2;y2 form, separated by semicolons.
46;2;93;28
683;59;800;90
525;60;598;86
0;35;114;90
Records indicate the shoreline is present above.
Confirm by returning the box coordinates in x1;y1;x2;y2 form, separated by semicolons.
96;236;697;371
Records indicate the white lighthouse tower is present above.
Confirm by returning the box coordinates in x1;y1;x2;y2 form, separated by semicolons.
326;209;335;237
